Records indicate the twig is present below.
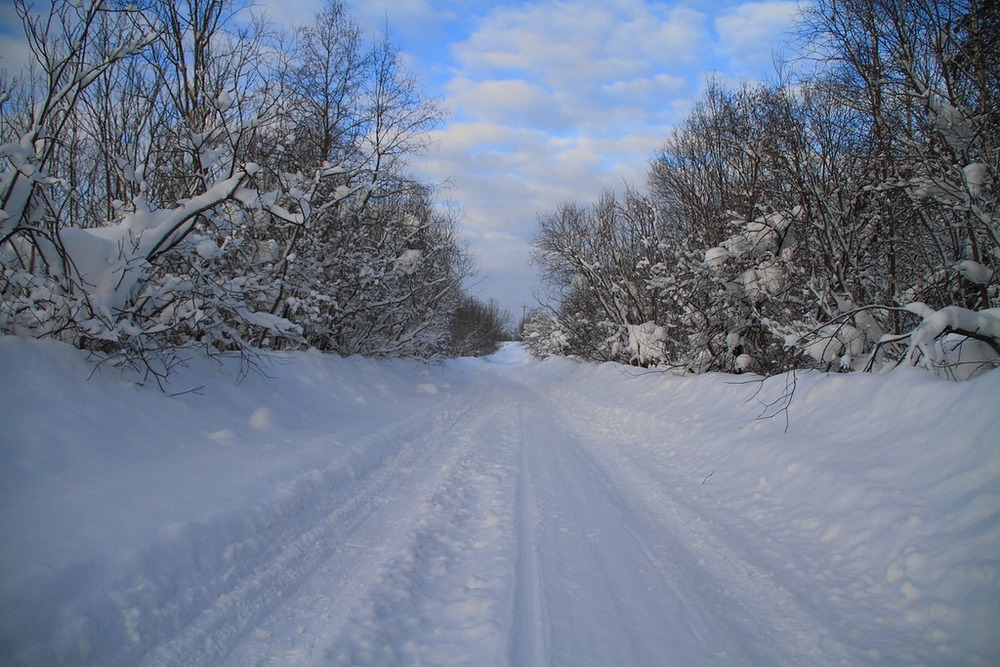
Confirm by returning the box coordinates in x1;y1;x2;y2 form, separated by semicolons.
169;384;205;397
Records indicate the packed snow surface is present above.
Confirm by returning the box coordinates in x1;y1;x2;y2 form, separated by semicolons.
1;338;998;665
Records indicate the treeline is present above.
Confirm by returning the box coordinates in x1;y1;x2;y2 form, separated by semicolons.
0;0;507;378
525;0;999;379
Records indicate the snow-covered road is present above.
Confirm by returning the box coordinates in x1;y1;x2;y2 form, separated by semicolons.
220;369;780;666
2;339;999;665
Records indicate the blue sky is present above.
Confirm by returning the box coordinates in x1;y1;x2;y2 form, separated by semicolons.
1;0;804;319
300;0;805;318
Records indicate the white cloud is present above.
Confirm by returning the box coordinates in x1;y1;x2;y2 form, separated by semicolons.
453;2;709;88
715;1;801;74
0;34;33;79
415;112;675;315
245;0;320;31
602;74;688;99
447;78;573;130
0;3;34;78
343;0;460;44
347;0;441;24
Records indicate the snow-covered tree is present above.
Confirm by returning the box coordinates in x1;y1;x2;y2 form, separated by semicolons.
531;0;998;379
532;189;673;366
789;0;999;375
240;0;462;357
521;308;571;359
1;0;467;376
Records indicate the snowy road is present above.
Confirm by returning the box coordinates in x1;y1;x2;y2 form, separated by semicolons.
2;339;999;665
218;372;779;667
143;362;829;666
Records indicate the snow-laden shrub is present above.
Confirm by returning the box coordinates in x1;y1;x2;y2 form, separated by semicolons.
609;321;669;367
521;309;570;359
531;2;1000;380
1;0;463;373
904;304;1000;380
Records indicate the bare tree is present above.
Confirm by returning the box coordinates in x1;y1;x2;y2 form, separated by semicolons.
252;1;456;357
449;296;512;357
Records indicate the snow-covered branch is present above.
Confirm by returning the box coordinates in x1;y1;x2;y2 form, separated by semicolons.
904;303;1000;379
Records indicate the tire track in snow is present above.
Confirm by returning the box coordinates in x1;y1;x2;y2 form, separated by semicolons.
530;382;857;665
221;385;526;666
510;401;549;667
509;388;750;666
310;388;525;665
148;359;852;666
137;403;481;667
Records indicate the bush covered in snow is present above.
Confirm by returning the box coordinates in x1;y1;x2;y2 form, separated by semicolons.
528;0;999;380
0;0;474;374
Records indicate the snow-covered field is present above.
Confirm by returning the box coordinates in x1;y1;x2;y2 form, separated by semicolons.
1;336;998;666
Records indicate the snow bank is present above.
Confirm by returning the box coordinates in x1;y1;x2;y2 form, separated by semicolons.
531;358;1000;664
0;337;460;665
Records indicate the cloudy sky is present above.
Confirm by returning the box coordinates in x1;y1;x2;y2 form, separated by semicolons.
328;0;804;317
1;0;804;319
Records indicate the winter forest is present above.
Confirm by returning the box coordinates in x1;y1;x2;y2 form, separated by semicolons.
0;0;510;377
1;0;999;380
524;0;1000;379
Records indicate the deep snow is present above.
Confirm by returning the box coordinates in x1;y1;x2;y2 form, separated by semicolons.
1;337;998;665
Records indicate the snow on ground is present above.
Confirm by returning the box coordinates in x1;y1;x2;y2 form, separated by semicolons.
1;337;998;666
